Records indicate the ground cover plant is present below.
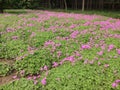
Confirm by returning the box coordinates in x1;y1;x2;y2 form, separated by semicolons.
0;10;120;90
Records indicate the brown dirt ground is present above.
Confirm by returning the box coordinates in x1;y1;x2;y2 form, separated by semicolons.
0;72;17;86
0;59;16;86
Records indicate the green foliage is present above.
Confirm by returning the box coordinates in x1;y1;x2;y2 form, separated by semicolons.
40;61;120;90
0;10;120;90
0;78;38;90
0;40;27;59
14;49;53;75
0;63;13;76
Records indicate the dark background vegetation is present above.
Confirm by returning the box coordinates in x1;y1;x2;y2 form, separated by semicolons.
0;0;120;10
0;0;120;18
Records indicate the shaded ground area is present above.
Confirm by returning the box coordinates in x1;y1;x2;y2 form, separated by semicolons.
0;59;16;86
0;59;15;65
4;9;27;14
0;72;17;86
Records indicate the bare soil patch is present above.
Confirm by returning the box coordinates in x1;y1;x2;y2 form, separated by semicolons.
0;58;15;65
0;58;17;86
0;71;17;86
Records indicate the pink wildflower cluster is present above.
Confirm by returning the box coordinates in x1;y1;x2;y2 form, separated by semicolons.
30;32;36;37
44;40;55;47
40;65;48;71
108;44;114;52
70;30;79;39
81;44;91;49
93;20;120;31
97;51;103;56
52;62;59;67
12;36;19;40
84;21;91;26
57;51;62;58
44;40;61;53
112;79;120;88
60;56;75;65
27;74;41;85
6;28;16;32
69;24;76;29
117;49;120;55
27;23;34;27
41;77;47;85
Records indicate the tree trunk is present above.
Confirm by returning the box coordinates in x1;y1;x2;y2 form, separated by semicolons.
0;0;3;13
60;0;64;9
64;0;67;10
90;0;92;10
49;0;51;9
101;0;104;10
87;0;89;10
82;0;85;11
112;0;115;10
75;0;77;9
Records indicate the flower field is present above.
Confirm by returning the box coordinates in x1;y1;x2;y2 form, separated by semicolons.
0;10;120;90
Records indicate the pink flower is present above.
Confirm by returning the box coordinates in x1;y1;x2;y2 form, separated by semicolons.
114;55;118;59
60;60;65;65
33;76;37;80
40;67;43;71
55;43;61;47
98;62;101;66
117;49;120;55
27;23;34;27
44;40;55;47
112;82;118;88
64;56;75;63
104;64;109;68
34;80;38;85
27;76;32;80
70;24;76;28
43;65;48;71
70;31;79;39
37;75;41;78
30;32;36;37
52;62;59;67
74;51;81;56
45;71;49;76
81;44;91;49
84;59;88;64
115;80;120;83
95;44;99;48
12;36;18;40
97;51;103;56
27;46;34;51
84;22;90;26
12;75;17;79
57;51;62;58
41;77;47;85
108;44;114;52
6;28;15;32
89;60;94;65
78;56;83;60
101;45;106;50
95;57;98;60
